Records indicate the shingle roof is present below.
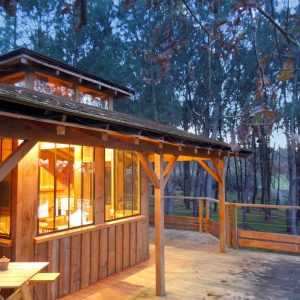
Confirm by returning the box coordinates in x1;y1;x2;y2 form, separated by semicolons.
0;83;250;155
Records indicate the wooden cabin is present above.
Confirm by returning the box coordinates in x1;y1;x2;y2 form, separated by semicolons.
0;48;248;299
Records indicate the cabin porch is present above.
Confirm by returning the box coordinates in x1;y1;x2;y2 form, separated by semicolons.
59;228;300;300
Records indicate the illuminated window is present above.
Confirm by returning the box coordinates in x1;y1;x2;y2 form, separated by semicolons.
105;149;140;221
78;91;108;109
38;143;94;234
0;138;12;238
34;74;74;98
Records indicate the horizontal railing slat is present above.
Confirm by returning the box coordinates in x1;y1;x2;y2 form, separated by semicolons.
238;230;300;245
238;238;300;253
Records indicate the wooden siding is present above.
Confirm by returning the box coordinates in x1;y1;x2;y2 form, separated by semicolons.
0;145;150;300
33;220;148;299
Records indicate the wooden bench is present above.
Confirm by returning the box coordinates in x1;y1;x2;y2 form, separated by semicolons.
29;272;60;283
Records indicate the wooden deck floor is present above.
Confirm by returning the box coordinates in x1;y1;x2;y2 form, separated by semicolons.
59;228;300;300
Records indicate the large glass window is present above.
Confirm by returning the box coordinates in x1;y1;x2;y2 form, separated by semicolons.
105;149;140;221
0;138;13;238
38;143;94;234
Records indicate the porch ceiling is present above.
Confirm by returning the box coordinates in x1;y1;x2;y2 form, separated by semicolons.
0;83;250;159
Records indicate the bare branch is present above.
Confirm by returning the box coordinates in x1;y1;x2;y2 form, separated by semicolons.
181;0;210;37
256;5;299;47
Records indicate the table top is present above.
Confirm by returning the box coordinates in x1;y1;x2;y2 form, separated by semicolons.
0;262;49;288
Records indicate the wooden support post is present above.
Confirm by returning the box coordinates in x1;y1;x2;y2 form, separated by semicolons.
205;199;210;219
226;204;231;248
108;96;113;110
218;159;226;253
25;68;34;89
232;205;238;249
0;140;37;182
154;153;165;296
199;199;203;232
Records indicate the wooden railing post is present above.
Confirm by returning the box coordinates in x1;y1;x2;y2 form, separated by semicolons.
205;199;210;233
232;205;238;248
226;204;232;248
199;199;203;232
206;199;210;219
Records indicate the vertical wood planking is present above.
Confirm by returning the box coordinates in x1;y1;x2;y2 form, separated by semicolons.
122;223;130;269
115;224;123;272
59;237;71;297
70;235;81;293
90;230;100;283
34;243;48;300
108;226;116;276
1;247;12;259
130;221;137;266
99;228;108;279
48;240;59;300
81;232;91;289
136;220;142;263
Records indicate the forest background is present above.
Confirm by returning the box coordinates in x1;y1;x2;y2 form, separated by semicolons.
0;0;299;232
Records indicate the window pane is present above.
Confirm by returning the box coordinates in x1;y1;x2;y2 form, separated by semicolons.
38;143;55;234
70;145;83;228
0;139;12;237
82;146;94;225
55;145;69;230
104;149;140;222
115;150;125;219
124;151;133;217
105;149;114;221
132;153;140;215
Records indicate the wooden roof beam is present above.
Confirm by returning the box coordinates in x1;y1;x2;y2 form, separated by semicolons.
0;139;37;182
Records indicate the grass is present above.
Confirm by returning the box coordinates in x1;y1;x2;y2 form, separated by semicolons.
149;198;300;234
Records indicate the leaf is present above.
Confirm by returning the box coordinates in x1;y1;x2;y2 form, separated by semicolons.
276;59;294;81
0;0;17;16
259;55;271;70
252;113;263;125
276;69;294;81
123;0;135;10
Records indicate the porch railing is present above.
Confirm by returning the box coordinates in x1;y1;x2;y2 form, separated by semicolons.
149;196;300;254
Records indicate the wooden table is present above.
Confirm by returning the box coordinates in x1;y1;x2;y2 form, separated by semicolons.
0;262;48;300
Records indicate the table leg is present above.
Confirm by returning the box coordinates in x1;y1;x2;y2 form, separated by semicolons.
20;284;32;300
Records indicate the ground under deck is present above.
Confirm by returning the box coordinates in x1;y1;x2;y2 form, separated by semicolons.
59;228;300;300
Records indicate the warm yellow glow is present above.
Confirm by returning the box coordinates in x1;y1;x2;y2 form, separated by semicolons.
40;142;69;149
105;148;113;162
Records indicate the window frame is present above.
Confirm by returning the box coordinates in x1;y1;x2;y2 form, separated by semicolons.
37;143;95;236
104;149;141;222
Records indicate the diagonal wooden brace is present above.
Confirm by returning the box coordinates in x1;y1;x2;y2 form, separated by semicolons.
0;139;37;182
137;152;159;189
197;159;221;183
